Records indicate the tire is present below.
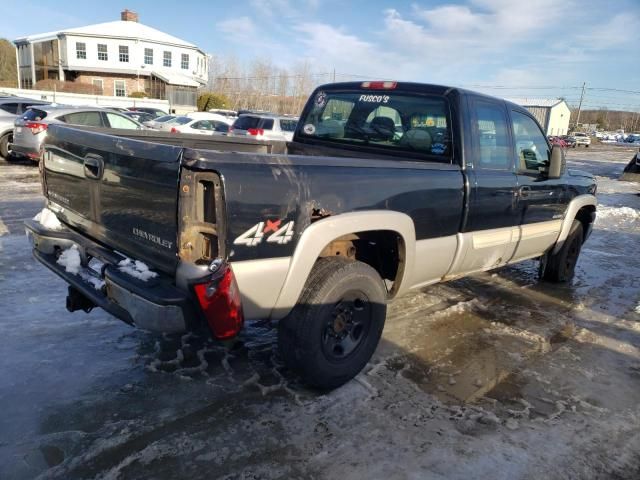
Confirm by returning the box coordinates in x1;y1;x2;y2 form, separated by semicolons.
541;220;583;282
0;132;12;160
277;257;387;390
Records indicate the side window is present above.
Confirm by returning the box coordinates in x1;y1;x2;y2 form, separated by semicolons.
191;120;212;130
260;118;274;130
213;121;229;133
471;99;511;170
0;103;19;114
106;113;139;129
511;111;550;172
63;111;104;127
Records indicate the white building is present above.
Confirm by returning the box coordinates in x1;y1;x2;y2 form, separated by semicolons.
13;10;207;108
507;98;571;136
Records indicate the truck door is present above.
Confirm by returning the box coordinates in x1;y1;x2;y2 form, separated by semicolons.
453;96;520;274
510;110;566;260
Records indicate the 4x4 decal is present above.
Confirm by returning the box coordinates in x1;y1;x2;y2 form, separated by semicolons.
233;220;295;247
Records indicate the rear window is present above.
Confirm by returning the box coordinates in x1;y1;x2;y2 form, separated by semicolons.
172;117;192;126
22;108;48;121
233;116;261;130
259;118;274;130
299;90;452;160
280;119;298;132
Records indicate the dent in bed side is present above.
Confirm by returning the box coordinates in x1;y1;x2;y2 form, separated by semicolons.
269;210;416;321
552;194;597;254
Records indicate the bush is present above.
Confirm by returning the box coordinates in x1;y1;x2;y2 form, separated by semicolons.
128;91;147;98
197;92;230;111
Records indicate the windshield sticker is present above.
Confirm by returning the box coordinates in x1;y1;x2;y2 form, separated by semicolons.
431;143;446;155
315;91;327;108
358;94;390;104
303;124;316;135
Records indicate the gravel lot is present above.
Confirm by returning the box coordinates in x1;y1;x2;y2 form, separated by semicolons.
1;145;639;480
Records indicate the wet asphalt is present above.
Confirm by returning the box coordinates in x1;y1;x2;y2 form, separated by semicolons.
0;146;639;479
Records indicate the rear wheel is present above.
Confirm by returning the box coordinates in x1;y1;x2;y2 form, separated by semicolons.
0;132;13;160
278;257;387;390
541;220;583;282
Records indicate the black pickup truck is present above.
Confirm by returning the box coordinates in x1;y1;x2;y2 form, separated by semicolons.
26;81;597;389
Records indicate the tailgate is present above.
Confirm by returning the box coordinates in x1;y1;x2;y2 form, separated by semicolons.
43;125;183;273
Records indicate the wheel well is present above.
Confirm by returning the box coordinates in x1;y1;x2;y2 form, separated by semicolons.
318;230;405;296
575;205;596;242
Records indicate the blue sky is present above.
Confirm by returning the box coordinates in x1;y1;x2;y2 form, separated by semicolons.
4;0;640;110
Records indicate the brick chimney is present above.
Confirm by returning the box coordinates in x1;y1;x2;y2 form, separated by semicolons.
120;9;139;22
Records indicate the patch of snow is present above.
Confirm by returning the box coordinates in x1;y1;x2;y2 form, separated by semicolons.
118;258;158;281
57;245;81;274
596;205;639;220
33;208;63;231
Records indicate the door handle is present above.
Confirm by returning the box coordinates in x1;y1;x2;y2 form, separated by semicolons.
518;185;531;198
83;153;104;180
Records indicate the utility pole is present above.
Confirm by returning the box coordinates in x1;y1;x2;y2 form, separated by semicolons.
575;82;586;129
332;68;336;83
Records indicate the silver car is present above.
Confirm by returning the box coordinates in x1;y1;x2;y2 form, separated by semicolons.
228;114;298;142
0;96;49;159
12;106;144;162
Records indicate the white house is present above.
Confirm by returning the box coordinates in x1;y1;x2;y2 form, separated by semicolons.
507;98;571;136
13;10;207;108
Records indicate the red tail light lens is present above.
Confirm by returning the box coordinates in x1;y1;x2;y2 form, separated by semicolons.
170;127;179;133
361;81;397;89
193;265;244;340
25;122;47;135
247;128;264;136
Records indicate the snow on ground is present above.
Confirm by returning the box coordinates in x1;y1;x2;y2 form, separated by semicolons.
0;146;639;479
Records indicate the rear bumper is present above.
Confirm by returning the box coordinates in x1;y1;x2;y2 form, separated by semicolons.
25;219;194;333
10;143;40;160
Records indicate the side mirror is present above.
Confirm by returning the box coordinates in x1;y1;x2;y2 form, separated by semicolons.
547;145;564;179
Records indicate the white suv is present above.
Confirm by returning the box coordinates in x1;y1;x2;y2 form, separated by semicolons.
229;114;298;142
573;132;591;147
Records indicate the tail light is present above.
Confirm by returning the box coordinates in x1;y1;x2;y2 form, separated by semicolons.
247;128;264;136
193;264;244;340
361;81;397;89
25;122;47;135
170;127;179;133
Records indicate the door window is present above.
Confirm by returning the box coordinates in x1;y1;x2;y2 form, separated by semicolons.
191;120;213;130
511;111;550;173
62;111;104;127
471;100;511;170
0;103;19;114
106;113;139;129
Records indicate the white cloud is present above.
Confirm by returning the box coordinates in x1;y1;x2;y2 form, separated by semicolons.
216;16;257;40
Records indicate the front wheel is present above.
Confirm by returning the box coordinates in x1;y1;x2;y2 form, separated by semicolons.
540;220;583;282
278;258;387;389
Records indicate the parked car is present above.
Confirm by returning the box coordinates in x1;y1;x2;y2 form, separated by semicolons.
0;97;50;159
156;116;193;132
229;114;299;141
12;106;143;162
548;136;568;149
142;114;176;130
207;109;238;121
624;133;640;144
128;107;167;118
168;115;232;135
572;132;591;147
26;81;597;389
122;111;155;124
560;135;576;148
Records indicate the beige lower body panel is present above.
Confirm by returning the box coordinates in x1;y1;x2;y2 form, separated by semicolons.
232;257;291;320
407;235;458;290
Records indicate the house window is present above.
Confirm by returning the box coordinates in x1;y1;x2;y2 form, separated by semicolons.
76;42;86;59
144;48;153;65
92;79;103;93
114;80;126;97
119;45;129;63
163;51;172;67
181;53;189;70
97;44;108;61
